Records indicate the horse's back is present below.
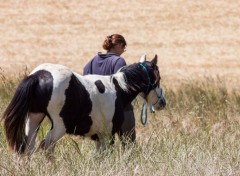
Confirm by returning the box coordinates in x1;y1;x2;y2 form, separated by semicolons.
31;63;72;79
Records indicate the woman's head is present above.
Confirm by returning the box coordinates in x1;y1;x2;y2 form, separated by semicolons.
102;34;127;56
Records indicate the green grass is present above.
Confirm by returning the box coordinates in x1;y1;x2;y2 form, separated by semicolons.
0;74;239;176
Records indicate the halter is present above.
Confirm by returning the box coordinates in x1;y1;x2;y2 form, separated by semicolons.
139;63;163;125
140;63;151;93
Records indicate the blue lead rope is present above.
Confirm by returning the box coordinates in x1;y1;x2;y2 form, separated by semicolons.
140;103;148;126
140;103;155;126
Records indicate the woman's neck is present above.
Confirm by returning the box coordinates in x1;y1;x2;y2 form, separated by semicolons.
108;49;121;56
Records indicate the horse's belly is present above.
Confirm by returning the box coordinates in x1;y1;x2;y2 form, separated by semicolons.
88;119;113;135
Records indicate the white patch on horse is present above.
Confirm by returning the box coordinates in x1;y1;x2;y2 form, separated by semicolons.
25;112;45;155
74;73;117;137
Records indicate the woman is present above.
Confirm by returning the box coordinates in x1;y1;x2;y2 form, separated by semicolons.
83;34;136;143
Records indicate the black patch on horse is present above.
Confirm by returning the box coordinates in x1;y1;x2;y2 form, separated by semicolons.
27;70;54;128
60;74;93;136
30;70;53;114
95;80;105;93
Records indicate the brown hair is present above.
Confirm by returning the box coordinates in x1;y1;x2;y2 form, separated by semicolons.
102;34;127;51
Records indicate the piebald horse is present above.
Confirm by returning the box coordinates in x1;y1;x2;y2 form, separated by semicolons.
2;55;166;156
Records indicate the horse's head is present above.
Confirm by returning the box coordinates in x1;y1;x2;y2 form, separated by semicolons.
138;54;166;111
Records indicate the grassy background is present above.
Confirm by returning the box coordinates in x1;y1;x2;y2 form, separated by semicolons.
0;75;239;176
0;0;240;175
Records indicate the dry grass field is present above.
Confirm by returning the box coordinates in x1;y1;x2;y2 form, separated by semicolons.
0;0;240;175
0;0;239;89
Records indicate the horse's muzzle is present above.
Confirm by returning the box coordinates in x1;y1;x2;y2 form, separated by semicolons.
160;97;166;107
158;97;166;110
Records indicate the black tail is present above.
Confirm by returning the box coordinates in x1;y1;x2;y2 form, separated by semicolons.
2;74;39;154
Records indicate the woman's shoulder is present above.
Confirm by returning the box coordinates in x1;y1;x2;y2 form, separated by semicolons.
108;53;125;61
112;56;126;73
115;56;126;64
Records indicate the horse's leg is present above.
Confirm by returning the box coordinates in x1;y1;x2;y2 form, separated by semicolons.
119;107;136;145
25;112;45;156
39;114;66;157
93;131;115;152
94;136;108;152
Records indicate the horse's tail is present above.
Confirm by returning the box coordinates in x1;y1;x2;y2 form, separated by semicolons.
2;74;39;154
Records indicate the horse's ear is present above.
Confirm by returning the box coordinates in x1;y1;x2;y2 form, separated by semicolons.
151;54;158;65
139;54;146;63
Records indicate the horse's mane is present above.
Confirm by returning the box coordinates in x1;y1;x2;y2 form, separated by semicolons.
111;71;129;92
112;62;149;92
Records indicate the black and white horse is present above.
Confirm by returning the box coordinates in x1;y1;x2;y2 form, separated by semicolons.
2;55;166;156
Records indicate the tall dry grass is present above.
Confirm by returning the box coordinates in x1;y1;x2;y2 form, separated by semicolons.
0;74;239;176
1;0;240;90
